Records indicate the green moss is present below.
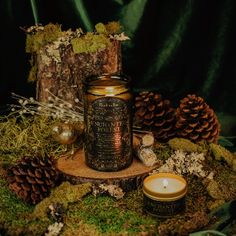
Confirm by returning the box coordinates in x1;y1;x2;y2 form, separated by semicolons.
185;176;210;213
67;22;121;54
33;182;92;220
95;23;107;35
168;138;199;153
65;194;157;235
210;143;236;171
0;177;49;236
105;21;121;35
121;188;145;214
153;142;173;161
27;64;37;82
0;115;72;164
25;23;63;53
62;220;100;236
71;33;111;54
95;22;121;35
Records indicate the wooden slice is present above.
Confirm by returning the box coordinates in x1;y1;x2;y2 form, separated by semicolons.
56;149;158;191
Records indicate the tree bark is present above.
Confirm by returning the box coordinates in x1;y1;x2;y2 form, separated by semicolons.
36;40;121;104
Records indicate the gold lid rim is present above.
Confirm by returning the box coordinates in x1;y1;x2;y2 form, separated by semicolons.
143;188;187;201
83;74;131;96
143;173;187;199
83;73;131;86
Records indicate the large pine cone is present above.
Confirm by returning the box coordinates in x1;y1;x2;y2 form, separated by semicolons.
134;91;176;142
175;94;220;143
7;156;60;205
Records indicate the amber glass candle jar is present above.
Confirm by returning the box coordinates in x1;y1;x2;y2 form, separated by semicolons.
83;74;133;171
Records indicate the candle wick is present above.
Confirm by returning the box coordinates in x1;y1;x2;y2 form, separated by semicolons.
163;179;168;188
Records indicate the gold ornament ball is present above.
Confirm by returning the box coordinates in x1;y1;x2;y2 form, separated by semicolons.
52;123;78;145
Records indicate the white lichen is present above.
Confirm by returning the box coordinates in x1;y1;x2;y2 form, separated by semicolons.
45;222;64;236
152;150;208;178
92;183;125;199
39;28;83;66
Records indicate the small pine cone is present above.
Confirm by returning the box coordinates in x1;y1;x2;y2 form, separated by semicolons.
176;94;220;143
7;156;60;205
134;91;176;142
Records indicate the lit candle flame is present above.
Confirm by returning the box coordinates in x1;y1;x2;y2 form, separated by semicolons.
105;87;115;95
163;179;168;188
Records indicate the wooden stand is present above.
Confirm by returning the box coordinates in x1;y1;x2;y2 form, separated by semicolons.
56;149;158;191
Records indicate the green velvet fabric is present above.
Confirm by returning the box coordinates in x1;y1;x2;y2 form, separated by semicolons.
1;0;236;140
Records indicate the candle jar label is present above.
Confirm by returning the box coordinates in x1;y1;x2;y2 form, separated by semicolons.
85;97;132;171
143;195;185;218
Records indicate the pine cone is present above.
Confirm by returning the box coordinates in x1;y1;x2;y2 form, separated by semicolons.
176;94;220;143
134;91;176;142
7;156;60;205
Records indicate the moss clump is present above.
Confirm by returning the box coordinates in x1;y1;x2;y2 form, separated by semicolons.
61;220;100;236
71;33;111;54
25;23;64;82
0;115;67;163
157;211;210;236
27;64;37;82
0;177;49;236
207;199;226;211
210;143;236;171
168;138;199;153
153;142;173;161
185;176;210;214
121;188;145;214
33;182;92;220
71;22;121;54
25;23;63;53
65;194;157;235
204;160;236;207
95;21;121;35
0;178;32;228
207;177;236;202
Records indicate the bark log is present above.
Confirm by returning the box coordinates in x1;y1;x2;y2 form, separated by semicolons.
36;40;121;104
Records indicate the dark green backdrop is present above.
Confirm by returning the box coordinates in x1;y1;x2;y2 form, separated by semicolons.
1;0;236;138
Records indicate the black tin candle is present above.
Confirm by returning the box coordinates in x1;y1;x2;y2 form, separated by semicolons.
83;74;133;171
143;173;187;218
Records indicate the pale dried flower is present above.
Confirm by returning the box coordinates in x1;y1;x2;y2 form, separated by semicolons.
11;92;83;123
